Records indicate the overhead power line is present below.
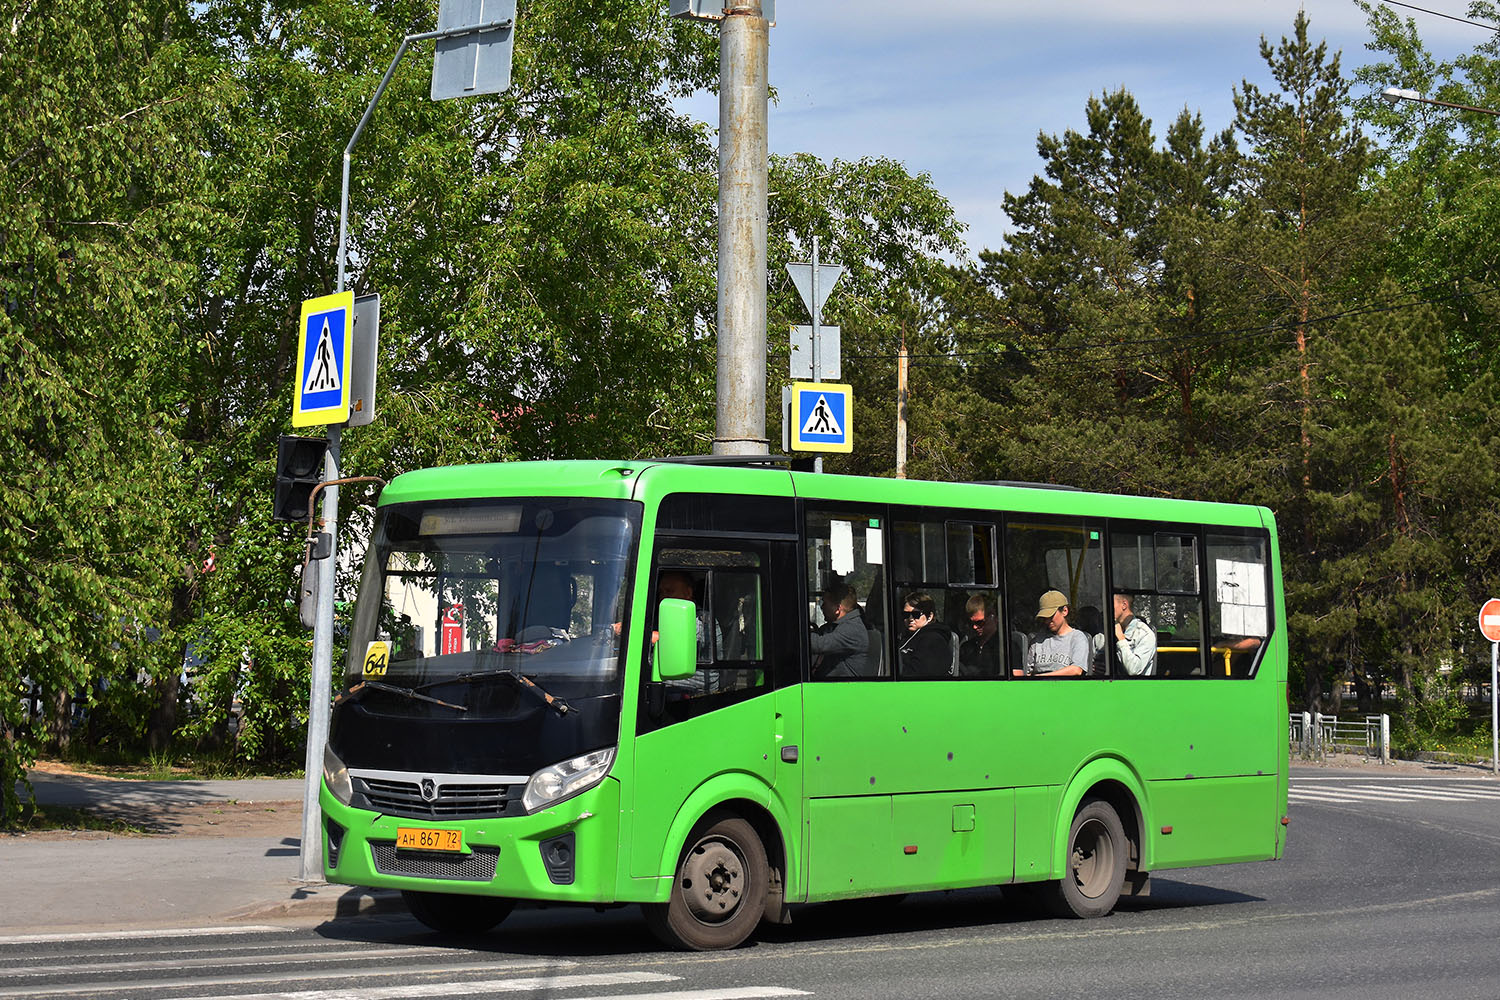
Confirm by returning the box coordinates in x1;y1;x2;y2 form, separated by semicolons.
1380;0;1500;31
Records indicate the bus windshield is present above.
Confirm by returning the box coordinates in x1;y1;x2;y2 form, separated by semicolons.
343;497;641;716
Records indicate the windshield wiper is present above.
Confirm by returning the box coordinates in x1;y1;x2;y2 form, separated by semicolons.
416;669;572;717
336;680;467;712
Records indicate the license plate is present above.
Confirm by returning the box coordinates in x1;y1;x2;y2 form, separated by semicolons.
395;826;463;852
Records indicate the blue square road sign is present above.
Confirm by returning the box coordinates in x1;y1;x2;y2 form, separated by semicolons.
790;381;853;453
293;291;353;428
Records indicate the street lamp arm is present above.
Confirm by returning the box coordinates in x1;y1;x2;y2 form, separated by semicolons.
337;18;515;293
1381;86;1500;117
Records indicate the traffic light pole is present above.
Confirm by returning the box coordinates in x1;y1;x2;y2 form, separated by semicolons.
299;426;339;882
296;13;515;885
713;3;769;456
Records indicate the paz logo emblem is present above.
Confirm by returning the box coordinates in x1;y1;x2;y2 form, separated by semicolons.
420;777;439;802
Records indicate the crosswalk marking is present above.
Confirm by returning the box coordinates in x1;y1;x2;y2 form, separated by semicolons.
172;972;681;1000
0;926;286;946
562;991;811;1000
2;945;470;979
0;958;570;998
1290;780;1500;805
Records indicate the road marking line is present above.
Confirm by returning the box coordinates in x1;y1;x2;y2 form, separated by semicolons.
0;925;286;946
2;945;468;978
1290;790;1461;802
1345;785;1500;800
1350;785;1500;803
553;990;810;1000
169;972;680;1000
0;959;574;998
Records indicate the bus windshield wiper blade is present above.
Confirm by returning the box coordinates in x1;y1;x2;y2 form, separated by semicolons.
416;669;572;717
337;680;467;712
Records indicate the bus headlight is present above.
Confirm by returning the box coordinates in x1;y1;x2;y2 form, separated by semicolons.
323;744;353;805
522;747;616;813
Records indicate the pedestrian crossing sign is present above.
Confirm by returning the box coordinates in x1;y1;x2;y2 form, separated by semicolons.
790;381;853;453
292;291;354;427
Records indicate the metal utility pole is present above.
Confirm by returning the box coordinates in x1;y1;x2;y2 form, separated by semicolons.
714;3;769;456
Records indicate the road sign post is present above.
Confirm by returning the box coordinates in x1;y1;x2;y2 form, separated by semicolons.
1482;599;1500;776
298;3;517;884
787;234;843;382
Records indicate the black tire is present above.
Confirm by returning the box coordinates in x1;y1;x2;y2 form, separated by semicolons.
643;816;769;951
401;890;515;934
1047;798;1127;919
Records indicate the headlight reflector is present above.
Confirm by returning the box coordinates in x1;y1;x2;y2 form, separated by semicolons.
322;744;353;805
522;747;616;813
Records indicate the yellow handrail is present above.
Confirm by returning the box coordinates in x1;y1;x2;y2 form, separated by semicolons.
1157;645;1235;675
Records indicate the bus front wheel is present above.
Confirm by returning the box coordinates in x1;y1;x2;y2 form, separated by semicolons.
1049;798;1127;919
402;890;515;934
644;816;769;951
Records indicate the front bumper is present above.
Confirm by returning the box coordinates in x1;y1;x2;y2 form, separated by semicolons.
320;776;621;902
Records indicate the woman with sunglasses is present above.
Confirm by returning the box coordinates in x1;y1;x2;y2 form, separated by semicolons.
898;592;954;678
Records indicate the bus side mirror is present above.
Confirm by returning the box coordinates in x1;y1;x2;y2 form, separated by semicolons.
655;598;697;681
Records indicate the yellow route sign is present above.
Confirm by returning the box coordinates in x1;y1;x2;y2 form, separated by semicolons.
362;641;390;678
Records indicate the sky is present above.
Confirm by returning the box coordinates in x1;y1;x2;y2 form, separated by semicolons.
677;0;1486;258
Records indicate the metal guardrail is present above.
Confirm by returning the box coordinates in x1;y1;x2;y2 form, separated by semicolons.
1290;711;1390;763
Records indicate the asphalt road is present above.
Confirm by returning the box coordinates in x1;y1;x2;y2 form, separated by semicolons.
4;765;1499;1000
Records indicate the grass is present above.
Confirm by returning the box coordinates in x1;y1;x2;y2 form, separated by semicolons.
0;804;149;836
51;751;303;782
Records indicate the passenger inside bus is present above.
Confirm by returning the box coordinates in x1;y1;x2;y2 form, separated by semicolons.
958;592;1001;677
1021;590;1087;677
810;582;875;678
1112;593;1157;676
897;591;954;678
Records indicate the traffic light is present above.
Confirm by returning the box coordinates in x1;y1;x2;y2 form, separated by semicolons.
274;435;329;522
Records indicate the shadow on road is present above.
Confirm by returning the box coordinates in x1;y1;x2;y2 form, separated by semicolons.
310;878;1264;957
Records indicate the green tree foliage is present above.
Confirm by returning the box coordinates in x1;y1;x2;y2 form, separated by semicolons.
923;89;1240;496
766;153;966;475
0;0;967;803
0;0;219;816
922;10;1500;733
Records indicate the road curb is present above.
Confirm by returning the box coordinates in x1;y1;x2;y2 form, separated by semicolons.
224;883;406;923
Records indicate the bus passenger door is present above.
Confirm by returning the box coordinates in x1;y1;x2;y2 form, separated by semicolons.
629;537;788;881
768;538;807;905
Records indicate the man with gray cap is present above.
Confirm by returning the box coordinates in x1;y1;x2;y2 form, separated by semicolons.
1021;589;1087;677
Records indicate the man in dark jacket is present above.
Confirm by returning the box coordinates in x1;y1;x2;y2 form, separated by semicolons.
811;582;874;678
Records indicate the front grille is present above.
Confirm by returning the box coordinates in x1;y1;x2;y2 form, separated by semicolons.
370;842;499;881
349;770;525;820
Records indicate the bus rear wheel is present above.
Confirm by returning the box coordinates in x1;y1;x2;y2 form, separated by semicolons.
1048;798;1127;919
401;890;515;934
644;816;768;951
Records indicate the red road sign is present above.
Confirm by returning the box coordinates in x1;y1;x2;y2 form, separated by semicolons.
1480;598;1500;642
441;604;464;655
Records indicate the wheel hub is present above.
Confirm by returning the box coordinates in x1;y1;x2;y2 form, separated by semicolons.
1070;817;1116;899
680;838;745;923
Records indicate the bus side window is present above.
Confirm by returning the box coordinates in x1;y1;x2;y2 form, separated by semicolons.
1110;528;1204;678
807;509;886;680
1206;533;1270;678
891;517;1001;680
1004;518;1105;679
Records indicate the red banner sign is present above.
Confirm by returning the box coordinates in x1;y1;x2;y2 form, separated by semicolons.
441;603;464;655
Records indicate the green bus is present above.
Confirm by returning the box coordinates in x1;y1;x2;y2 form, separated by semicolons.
320;457;1289;950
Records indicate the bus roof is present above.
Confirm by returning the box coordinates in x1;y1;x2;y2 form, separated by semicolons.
377;458;1273;531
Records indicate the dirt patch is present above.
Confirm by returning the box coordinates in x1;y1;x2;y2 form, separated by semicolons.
3;799;302;841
